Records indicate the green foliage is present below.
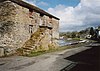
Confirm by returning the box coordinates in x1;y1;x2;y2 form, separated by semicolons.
72;38;81;41
27;51;46;57
79;30;86;34
97;26;100;30
16;48;24;55
60;31;81;39
90;27;95;36
71;32;76;38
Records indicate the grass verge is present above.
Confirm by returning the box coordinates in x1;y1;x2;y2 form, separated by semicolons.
25;42;89;57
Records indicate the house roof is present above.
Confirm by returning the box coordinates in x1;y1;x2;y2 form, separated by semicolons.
9;0;60;20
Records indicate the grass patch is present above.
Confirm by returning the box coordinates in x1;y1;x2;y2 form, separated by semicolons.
25;49;57;57
24;42;89;57
26;51;46;57
72;38;81;41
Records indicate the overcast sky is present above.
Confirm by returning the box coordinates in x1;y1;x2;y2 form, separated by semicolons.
25;0;100;32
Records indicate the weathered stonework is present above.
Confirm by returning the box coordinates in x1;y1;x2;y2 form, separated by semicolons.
0;0;59;56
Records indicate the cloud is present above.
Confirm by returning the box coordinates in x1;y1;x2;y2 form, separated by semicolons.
48;0;100;32
25;0;48;7
37;1;48;6
25;0;39;6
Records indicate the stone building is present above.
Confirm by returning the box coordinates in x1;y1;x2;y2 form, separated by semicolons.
0;0;59;56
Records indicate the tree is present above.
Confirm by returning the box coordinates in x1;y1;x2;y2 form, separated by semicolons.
71;32;76;38
90;27;95;39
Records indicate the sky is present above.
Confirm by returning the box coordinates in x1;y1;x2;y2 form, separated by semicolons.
25;0;100;32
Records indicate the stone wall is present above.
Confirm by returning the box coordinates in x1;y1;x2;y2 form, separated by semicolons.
51;18;59;46
0;1;31;56
0;0;59;56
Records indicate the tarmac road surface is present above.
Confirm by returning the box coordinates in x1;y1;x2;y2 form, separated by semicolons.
0;42;99;71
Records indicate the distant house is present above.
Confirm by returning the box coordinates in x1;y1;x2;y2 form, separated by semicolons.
93;27;100;40
97;29;100;39
0;0;59;56
98;31;100;36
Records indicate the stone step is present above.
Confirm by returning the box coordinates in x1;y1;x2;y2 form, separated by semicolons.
24;50;31;52
23;47;35;50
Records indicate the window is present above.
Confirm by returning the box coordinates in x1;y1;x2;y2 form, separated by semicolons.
35;20;37;23
29;9;34;18
49;17;52;23
40;14;44;17
29;25;33;34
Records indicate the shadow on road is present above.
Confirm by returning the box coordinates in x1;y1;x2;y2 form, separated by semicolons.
61;44;100;71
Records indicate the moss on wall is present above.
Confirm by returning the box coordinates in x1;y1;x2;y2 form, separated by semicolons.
0;21;14;36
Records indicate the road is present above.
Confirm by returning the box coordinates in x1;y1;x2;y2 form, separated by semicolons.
61;42;100;71
0;42;99;71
